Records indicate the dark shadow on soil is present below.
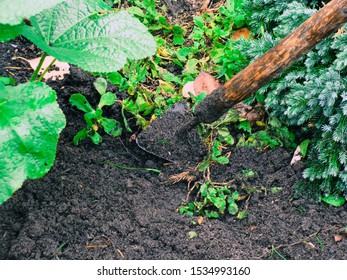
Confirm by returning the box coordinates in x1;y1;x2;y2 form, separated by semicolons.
1;33;347;260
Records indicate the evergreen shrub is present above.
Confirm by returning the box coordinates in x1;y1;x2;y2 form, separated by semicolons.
228;0;347;199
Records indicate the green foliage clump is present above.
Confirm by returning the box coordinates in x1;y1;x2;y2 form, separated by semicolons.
179;182;246;219
233;0;347;199
69;78;122;145
0;0;156;204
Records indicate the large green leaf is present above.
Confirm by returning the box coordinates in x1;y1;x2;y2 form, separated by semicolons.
0;23;24;42
0;0;65;25
0;82;66;204
21;0;157;73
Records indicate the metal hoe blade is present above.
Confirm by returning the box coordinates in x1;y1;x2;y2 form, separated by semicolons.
136;101;206;163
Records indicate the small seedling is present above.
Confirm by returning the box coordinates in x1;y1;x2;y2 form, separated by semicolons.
70;78;122;145
241;169;256;178
270;246;287;260
270;187;282;194
179;181;245;219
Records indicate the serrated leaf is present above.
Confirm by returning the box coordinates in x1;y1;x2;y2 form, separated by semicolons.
69;93;93;113
231;191;239;200
126;6;145;17
211;197;226;214
98;92;116;108
94;77;108;95
21;0;156;73
183;59;199;75
193;16;204;28
0;0;65;25
218;127;231;138
238;120;251;133
228;202;239;215
215;156;229;165
0;23;24;42
172;25;185;45
0;82;65;204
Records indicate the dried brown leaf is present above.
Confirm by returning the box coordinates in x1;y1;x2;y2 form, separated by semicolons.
182;81;195;98
233;102;252;117
231;28;251;40
291;146;302;165
334;235;343;242
193;71;220;95
199;0;210;13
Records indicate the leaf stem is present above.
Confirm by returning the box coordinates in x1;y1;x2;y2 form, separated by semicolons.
100;161;161;173
37;58;57;82
121;105;132;132
30;52;48;82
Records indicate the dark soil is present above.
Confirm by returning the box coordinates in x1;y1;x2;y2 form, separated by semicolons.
1;1;347;260
136;100;206;163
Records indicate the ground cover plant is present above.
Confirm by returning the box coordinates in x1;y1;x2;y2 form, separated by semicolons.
0;0;347;260
108;0;347;207
0;0;156;203
233;0;347;203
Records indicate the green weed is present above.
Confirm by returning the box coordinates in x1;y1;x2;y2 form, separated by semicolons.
69;78;122;145
179;181;247;219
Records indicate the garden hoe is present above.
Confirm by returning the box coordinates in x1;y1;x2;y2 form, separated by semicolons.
136;0;347;163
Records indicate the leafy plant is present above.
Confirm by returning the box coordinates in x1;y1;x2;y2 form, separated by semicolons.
179;181;246;219
0;0;156;204
70;78;122;145
198;140;230;172
0;79;65;204
235;0;347;200
106;0;253;133
236;117;296;150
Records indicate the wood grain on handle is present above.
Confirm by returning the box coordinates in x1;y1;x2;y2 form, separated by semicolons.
192;0;347;126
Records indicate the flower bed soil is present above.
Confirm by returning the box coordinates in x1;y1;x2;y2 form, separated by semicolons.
1;33;347;260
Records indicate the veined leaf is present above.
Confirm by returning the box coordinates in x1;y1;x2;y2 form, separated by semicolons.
0;0;65;25
94;77;108;95
0;82;66;204
21;0;156;73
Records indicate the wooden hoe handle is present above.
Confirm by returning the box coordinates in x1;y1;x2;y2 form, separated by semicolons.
191;0;347;127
